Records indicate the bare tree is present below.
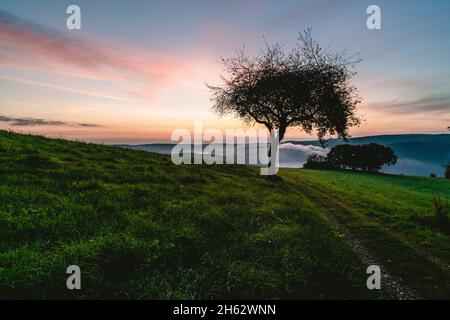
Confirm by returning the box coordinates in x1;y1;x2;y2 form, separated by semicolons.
208;29;362;145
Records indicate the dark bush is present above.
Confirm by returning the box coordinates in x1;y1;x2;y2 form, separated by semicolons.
304;143;397;172
433;194;449;231
326;144;355;170
303;154;331;170
445;165;450;180
326;143;397;172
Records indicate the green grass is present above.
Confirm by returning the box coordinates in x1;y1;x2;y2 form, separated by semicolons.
281;169;450;298
0;130;373;299
0;130;449;299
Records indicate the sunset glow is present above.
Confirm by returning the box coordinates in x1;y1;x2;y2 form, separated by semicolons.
1;0;450;143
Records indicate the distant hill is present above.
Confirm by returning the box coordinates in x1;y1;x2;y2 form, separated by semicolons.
118;134;450;177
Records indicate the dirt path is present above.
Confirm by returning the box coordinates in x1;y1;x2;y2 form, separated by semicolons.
297;182;450;272
285;176;418;300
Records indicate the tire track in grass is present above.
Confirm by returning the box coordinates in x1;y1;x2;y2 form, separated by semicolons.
293;176;450;271
284;176;418;299
287;173;450;298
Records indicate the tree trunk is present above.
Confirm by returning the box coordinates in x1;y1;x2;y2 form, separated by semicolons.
266;126;285;169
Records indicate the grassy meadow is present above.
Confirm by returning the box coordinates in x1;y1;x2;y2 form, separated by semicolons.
0;130;449;299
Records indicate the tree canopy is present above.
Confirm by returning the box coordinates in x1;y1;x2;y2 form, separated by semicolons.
209;29;362;143
305;143;398;173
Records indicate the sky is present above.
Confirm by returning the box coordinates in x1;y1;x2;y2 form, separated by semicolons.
0;0;449;143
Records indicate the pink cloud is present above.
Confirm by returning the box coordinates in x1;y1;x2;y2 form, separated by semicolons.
0;10;187;101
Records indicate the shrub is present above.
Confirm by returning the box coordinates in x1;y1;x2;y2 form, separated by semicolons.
430;173;437;178
445;165;450;180
326;143;397;172
433;194;449;230
326;144;354;170
303;154;331;170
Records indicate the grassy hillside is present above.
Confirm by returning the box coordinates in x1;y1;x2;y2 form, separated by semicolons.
0;130;449;299
282;169;450;298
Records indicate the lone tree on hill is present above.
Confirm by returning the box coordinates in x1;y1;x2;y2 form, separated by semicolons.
208;29;362;145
